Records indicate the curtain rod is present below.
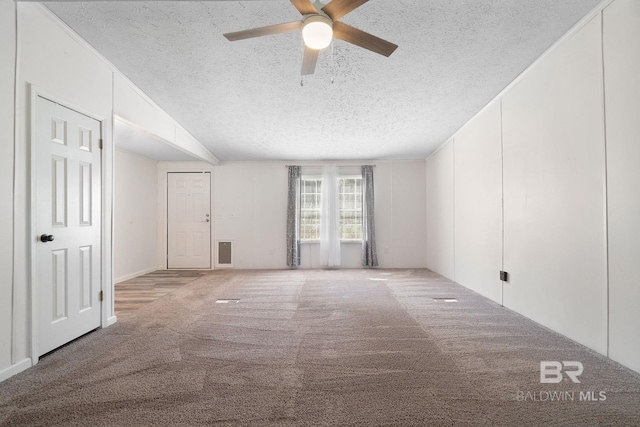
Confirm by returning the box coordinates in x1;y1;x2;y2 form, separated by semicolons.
284;164;375;168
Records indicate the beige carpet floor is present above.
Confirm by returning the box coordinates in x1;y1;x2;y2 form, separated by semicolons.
1;269;639;426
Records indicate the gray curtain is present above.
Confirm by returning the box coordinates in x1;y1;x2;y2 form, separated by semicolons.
361;165;378;267
286;166;301;267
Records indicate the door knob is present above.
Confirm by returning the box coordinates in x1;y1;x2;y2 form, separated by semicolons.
40;234;55;243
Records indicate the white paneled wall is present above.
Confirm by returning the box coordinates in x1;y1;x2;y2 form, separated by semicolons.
213;162;269;269
0;1;120;381
426;143;455;279
0;0;16;375
213;161;427;270
250;163;289;269
603;0;640;373
391;162;427;268
502;16;607;354
114;149;160;282
453;101;503;304
12;2;115;378
1;3;216;382
426;0;640;373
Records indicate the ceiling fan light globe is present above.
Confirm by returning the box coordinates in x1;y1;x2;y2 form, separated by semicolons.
302;19;333;50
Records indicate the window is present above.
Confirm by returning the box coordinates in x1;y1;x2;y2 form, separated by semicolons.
339;177;362;240
300;176;362;241
300;178;322;240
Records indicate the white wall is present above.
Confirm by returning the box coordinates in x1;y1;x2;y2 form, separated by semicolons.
454;101;503;304
389;162;427;268
1;3;216;382
213;161;427;270
426;143;454;279
502;15;607;354
114;149;160;282
0;0;17;376
603;0;640;373
10;2;115;379
425;0;640;373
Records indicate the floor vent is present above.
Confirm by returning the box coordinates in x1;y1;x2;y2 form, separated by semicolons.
216;240;233;268
432;298;458;303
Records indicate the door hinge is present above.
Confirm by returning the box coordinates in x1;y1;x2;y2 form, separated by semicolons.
99;139;103;150
99;290;104;302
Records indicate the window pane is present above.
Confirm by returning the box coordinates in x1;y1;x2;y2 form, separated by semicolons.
347;194;355;210
301;178;322;240
348;179;356;193
338;177;363;240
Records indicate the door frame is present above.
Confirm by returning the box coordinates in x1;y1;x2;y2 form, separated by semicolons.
28;87;112;363
166;171;213;269
157;164;215;271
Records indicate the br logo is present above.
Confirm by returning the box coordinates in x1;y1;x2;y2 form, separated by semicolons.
540;361;584;383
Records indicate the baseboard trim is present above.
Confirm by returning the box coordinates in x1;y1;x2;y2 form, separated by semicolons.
114;266;160;284
0;358;33;383
106;315;118;327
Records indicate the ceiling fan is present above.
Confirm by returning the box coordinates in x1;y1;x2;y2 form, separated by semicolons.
223;0;398;76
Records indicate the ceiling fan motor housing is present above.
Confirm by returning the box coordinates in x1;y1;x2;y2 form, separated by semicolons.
302;13;333;50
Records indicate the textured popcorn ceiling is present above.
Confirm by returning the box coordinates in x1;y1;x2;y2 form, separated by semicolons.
45;1;601;161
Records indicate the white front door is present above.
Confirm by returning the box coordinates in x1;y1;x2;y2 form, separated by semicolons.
36;96;102;357
167;172;211;268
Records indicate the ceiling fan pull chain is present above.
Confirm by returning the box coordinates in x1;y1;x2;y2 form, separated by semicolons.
331;39;335;84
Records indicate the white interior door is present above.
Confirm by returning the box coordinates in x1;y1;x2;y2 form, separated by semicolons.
36;96;102;357
167;172;211;268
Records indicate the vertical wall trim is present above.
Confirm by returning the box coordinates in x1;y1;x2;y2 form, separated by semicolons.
10;0;19;366
599;9;611;358
166;172;170;269
390;164;394;267
451;139;456;282
109;71;116;322
210;169;215;271
499;98;505;307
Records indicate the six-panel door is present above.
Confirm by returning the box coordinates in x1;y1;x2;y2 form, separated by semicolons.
36;96;102;356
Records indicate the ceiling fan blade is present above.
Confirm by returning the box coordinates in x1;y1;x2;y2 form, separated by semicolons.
290;0;318;15
332;21;398;57
321;0;369;21
224;21;302;42
301;46;320;75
